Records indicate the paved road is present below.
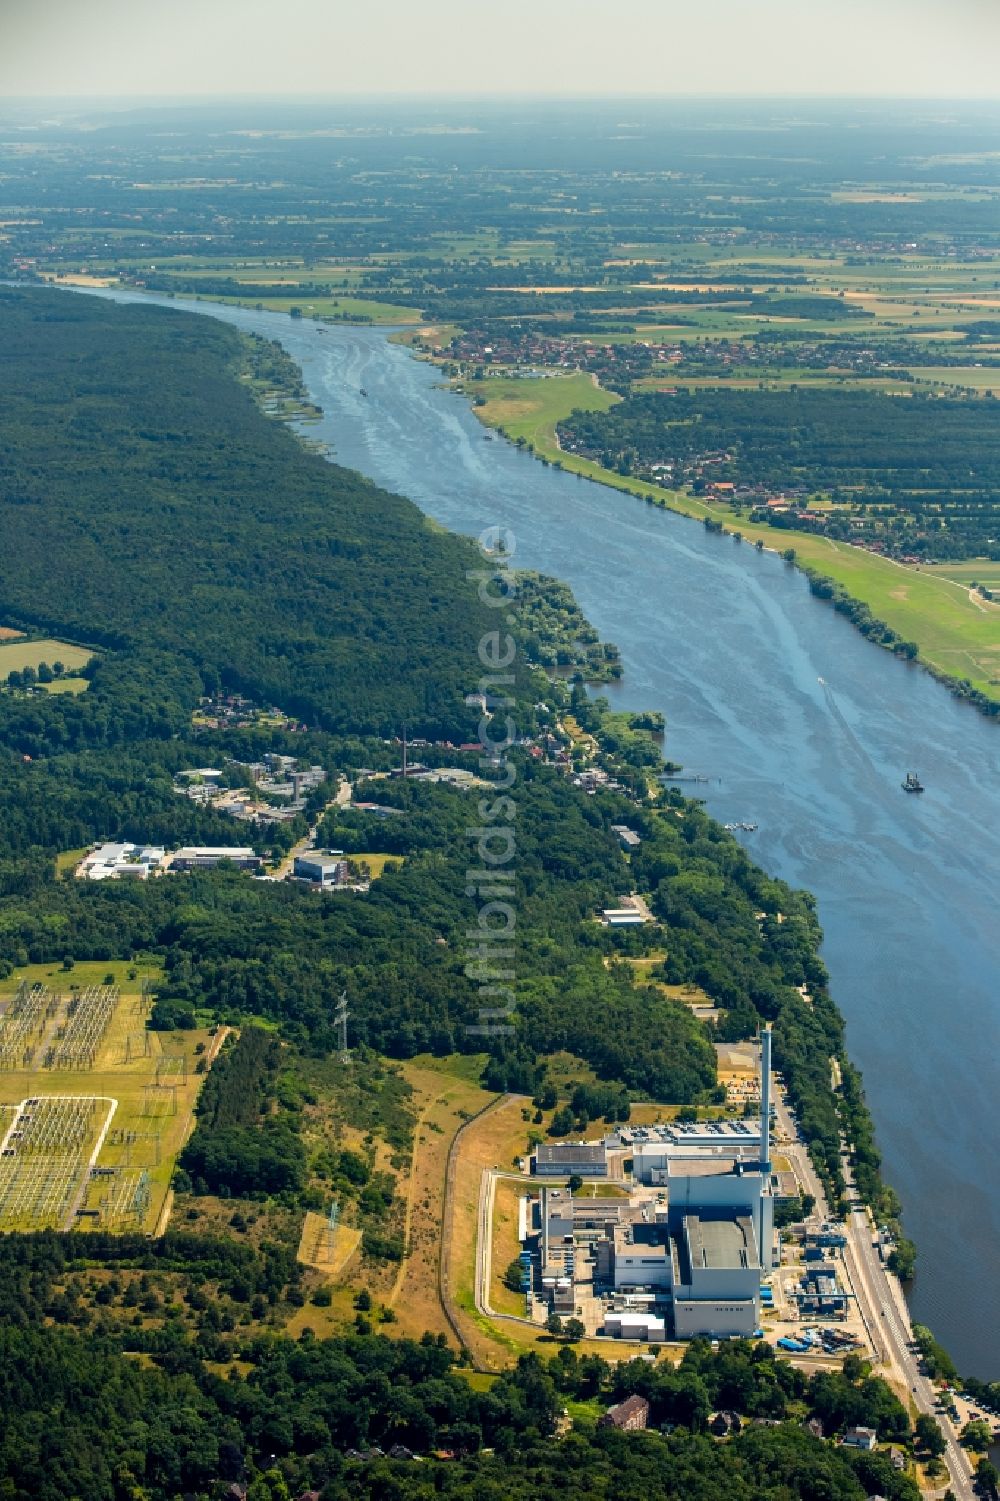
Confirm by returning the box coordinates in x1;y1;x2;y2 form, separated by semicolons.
62;1095;118;1229
841;1154;975;1501
774;1090;974;1500
273;777;351;879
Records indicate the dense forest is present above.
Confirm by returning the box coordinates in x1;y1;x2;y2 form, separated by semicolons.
0;287;899;1199
0;1316;924;1501
0;286;499;737
0;1221;923;1501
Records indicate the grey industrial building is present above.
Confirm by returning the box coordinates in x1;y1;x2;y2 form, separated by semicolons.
533;1142;608;1177
293;852;351;888
171;846;262;872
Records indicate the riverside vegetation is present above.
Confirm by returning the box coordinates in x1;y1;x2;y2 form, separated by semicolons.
0;284;936;1498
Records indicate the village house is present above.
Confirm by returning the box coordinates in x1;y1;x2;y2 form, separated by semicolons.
600;1395;650;1432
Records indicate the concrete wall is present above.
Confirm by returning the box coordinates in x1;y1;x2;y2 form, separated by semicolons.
684;1262;760;1301
612;1251;673;1289
666;1167;761;1216
673;1297;758;1339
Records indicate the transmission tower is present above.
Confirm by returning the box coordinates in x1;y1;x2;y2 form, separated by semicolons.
123;1029;151;1064
325;1199;339;1260
334;991;350;1061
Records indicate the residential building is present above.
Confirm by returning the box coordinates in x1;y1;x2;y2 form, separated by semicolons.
842;1427;878;1451
599;1396;650;1431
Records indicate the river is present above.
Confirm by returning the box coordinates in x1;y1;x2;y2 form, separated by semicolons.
86;291;1000;1376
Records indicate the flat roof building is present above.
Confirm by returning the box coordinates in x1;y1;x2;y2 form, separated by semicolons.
671;1210;761;1339
79;843;166;881
683;1212;758;1274
171;847;262;872
612;1220;673;1289
611;825;642;850
604;1312;666;1342
601;908;646;927
293;853;350;887
534;1142;608;1177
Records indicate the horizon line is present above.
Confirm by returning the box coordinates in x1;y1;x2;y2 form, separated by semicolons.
3;90;1000;105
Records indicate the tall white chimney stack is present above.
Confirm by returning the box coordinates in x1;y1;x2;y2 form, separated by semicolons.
760;1023;772;1172
758;1024;774;1270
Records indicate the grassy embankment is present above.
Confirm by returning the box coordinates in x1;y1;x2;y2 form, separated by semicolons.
285;1054;494;1344
462;373;1000;705
442;1090;636;1372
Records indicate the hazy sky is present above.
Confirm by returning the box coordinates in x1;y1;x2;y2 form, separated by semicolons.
1;0;999;99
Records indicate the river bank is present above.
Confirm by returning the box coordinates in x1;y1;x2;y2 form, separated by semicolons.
441;364;1000;719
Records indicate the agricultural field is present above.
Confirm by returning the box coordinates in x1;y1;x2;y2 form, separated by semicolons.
0;637;92;675
188;292;420;324
908;365;1000;392
924;559;1000;594
351;851;404;880
0;958;215;1234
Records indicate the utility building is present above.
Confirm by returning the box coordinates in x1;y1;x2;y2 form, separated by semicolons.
671;1212;761;1338
293;852;350;887
533;1142;608;1177
171;846;261;872
524;1027;777;1341
611;1219;673;1289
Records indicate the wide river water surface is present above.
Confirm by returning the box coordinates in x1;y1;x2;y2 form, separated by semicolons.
91;292;1000;1375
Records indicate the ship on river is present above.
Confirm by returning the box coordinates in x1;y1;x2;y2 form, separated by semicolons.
902;771;925;794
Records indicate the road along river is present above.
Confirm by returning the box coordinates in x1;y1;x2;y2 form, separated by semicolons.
84;292;1000;1376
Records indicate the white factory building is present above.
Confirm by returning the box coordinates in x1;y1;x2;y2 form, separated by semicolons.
293;852;351;888
78;843;166;880
624;1025;777;1275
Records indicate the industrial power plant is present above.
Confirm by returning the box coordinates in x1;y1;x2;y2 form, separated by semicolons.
520;1027;779;1342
